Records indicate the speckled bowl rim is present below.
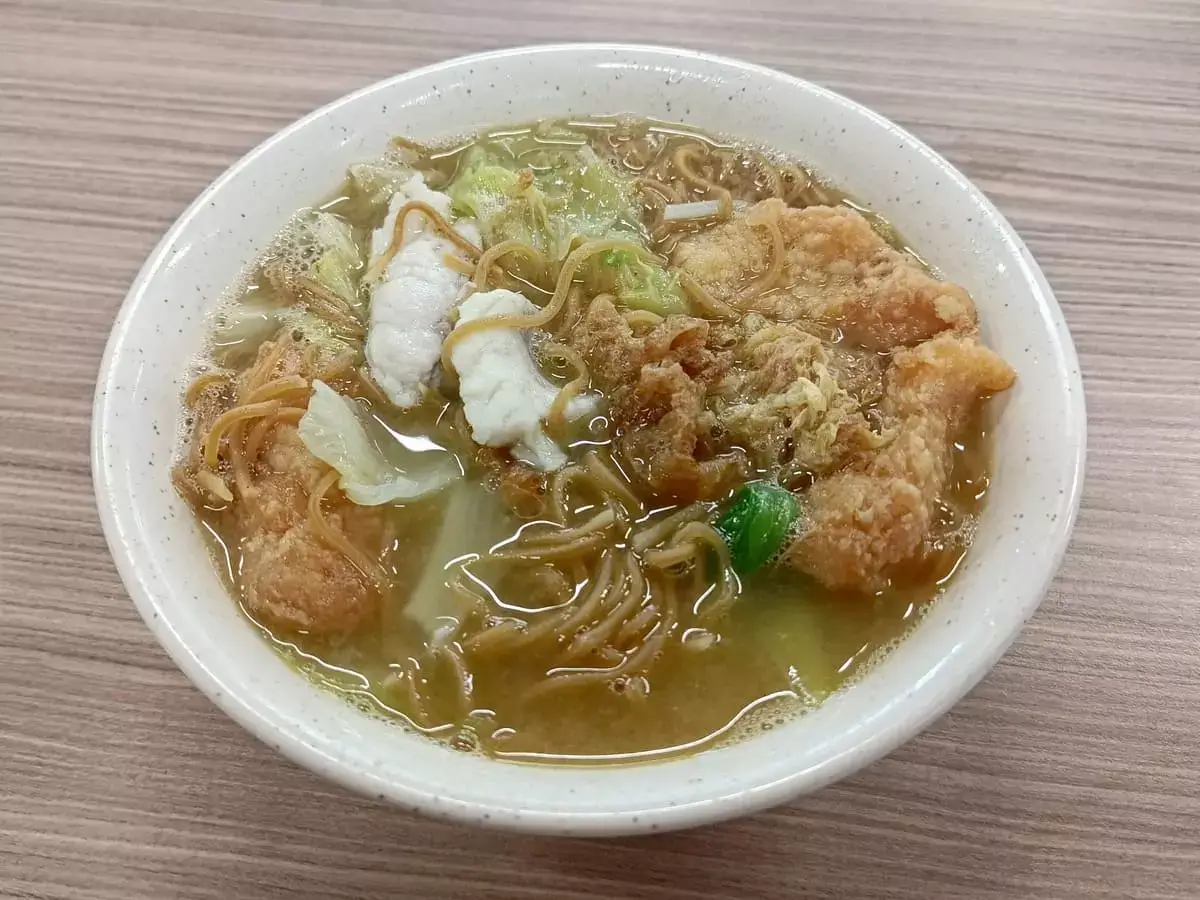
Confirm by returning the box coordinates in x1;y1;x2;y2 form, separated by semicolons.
93;43;1086;836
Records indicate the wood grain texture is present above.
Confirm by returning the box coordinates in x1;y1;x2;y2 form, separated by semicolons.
2;0;1198;896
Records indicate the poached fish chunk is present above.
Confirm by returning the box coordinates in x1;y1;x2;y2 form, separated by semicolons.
449;289;597;472
366;173;480;408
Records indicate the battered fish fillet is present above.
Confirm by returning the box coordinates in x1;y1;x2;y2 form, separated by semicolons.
672;199;977;351
570;297;747;501
784;332;1015;592
175;335;382;634
238;425;382;634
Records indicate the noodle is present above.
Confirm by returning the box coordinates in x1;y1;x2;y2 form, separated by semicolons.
595;645;625;666
542;342;590;440
673;143;733;218
390;135;435;157
443;252;476;277
748;149;784;200
465;552;620;657
294;275;363;331
622;309;663;332
439;237;657;376
318;351;359;383
244;406;306;461
779;164;812;205
615;603;659;648
462;618;526;655
673;522;738;621
245;374;309;404
307;468;388;588
203;400;281;468
519;507;616;547
548;465;585;522
622;581;675;674
195;468;233;503
353;368;394;409
678;271;741;320
527;574;673;697
492;531;607;561
631;503;707;552
473;239;549;292
640;522;737;620
562;553;646;661
262;265;363;337
582;452;643;515
551;285;587;341
525;661;625;698
748;209;786;297
243;332;293;398
636;175;682;205
523;552;619;644
228;422;252;498
185;371;228;407
364;200;482;284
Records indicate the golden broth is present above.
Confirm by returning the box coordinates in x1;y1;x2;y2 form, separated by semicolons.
194;400;991;766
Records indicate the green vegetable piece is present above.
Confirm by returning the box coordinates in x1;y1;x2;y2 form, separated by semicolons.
304;212;362;304
715;482;801;575
603;250;689;317
446;135;690;315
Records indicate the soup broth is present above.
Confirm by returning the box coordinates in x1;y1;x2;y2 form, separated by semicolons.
175;117;1011;764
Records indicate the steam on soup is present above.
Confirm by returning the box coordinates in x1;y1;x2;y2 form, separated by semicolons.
173;117;1014;763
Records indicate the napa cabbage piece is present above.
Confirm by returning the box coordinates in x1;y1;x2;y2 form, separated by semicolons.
213;211;365;366
599;249;687;316
211;300;343;368
400;480;515;643
446;137;688;316
348;157;415;208
302;211;363;307
297;380;460;506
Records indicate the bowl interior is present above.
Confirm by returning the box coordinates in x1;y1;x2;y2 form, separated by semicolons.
93;44;1084;836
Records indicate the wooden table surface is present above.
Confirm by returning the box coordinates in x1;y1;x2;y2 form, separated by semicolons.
3;1;1198;897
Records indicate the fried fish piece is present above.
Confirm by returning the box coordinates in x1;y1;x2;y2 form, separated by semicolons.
237;424;382;634
784;332;1015;591
175;334;382;634
569;297;746;501
673;200;977;350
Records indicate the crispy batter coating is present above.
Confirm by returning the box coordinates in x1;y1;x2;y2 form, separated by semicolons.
672;200;977;350
475;445;549;519
569;297;747;501
175;335;382;634
238;425;381;634
784;333;1016;591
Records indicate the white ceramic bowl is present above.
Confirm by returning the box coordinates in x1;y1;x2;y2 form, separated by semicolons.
92;44;1085;836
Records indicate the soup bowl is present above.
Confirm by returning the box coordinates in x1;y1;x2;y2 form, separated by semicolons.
92;44;1085;836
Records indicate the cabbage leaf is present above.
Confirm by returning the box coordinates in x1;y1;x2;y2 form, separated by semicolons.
447;136;688;315
302;211;362;305
400;480;514;642
298;380;459;505
348;158;414;208
600;250;689;317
